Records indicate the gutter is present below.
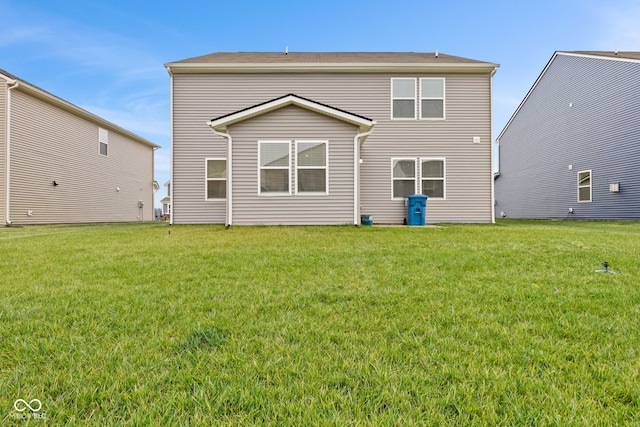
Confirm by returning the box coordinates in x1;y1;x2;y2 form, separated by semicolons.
211;129;232;227
165;62;500;75
353;127;375;225
5;79;19;225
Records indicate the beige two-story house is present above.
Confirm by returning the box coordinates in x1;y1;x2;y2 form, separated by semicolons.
1;69;159;225
165;52;498;225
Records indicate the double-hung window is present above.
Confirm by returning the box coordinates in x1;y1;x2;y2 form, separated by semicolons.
421;159;445;198
99;128;108;156
578;170;592;202
392;159;416;198
420;78;445;119
391;78;417;119
392;157;447;199
296;141;328;193
259;141;291;194
206;159;226;199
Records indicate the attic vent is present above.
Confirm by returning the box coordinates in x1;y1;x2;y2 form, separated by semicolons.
435;50;439;59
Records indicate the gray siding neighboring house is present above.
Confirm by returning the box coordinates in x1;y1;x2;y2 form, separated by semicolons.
1;69;159;225
166;52;498;225
495;51;640;220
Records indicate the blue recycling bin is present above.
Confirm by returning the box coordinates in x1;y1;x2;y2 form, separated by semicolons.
406;194;428;226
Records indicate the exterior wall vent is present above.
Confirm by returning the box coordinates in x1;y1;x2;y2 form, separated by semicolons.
609;182;620;193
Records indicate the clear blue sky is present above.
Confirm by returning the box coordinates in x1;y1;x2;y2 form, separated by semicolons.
2;0;639;208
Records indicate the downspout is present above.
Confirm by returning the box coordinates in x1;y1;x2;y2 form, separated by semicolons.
168;69;175;225
212;129;232;227
5;79;19;225
490;67;498;224
353;128;374;225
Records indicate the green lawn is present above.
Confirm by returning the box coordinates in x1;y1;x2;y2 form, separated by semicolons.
1;221;639;425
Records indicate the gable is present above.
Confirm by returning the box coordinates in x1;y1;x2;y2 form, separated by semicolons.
208;94;375;134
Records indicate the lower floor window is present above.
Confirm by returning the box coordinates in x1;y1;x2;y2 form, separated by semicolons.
578;170;592;202
260;141;291;194
392;159;416;198
421;159;445;198
206;158;226;199
297;141;327;193
392;157;446;199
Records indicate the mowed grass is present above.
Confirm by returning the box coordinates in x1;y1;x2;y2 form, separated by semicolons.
1;220;639;425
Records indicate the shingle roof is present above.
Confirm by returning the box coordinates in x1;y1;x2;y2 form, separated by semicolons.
170;51;489;65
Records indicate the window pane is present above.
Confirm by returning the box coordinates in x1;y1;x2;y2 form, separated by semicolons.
393;179;415;198
578;171;590;186
298;169;326;192
393;79;415;98
207;180;226;199
421;100;444;119
99;142;108;156
421;79;444;98
393;160;415;178
207;160;226;178
298;142;326;167
260;143;289;167
579;187;590;202
261;169;289;192
422;160;444;178
393;100;415;118
422;180;444;198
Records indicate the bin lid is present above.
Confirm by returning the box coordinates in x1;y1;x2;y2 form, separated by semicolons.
406;194;428;199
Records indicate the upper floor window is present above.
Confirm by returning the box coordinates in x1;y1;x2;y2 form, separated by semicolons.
391;78;417;119
578;170;592;202
99;128;108;156
420;78;445;119
206;158;226;199
259;141;291;194
296;141;328;194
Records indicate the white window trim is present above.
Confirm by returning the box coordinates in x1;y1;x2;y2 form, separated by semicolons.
99;127;108;156
577;169;592;203
420;157;446;200
205;158;227;200
295;140;329;195
258;140;292;196
391;78;417;120
419;78;446;121
391;158;417;200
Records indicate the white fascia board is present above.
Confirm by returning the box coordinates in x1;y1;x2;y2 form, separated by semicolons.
558;51;640;64
167;62;499;74
209;95;375;132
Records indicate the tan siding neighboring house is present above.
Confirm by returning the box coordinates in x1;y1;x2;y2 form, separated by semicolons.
167;52;498;225
0;69;159;225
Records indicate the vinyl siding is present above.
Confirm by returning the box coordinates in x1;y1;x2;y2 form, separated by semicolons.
229;106;356;225
172;72;494;224
8;89;154;224
0;81;6;224
496;54;640;219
